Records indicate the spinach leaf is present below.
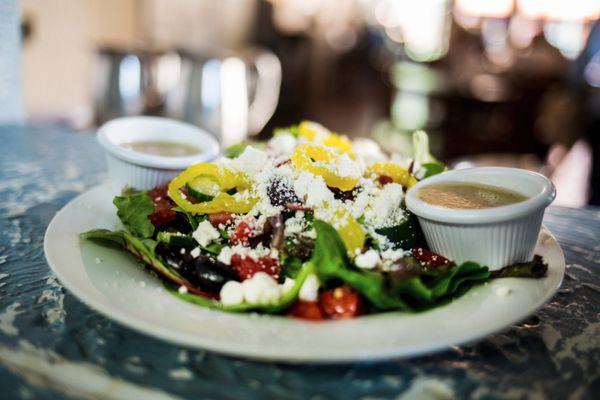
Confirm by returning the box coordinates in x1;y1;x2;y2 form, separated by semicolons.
281;255;303;279
81;229;187;284
201;243;224;255
169;261;314;314
113;192;155;238
392;261;490;306
172;206;202;230
83;228;313;314
311;220;490;311
311;220;409;310
491;255;547;278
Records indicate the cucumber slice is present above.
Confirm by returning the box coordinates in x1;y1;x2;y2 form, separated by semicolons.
186;175;220;202
157;231;197;248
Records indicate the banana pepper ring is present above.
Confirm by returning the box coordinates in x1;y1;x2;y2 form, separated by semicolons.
291;144;359;191
369;162;417;189
298;121;353;153
168;163;258;214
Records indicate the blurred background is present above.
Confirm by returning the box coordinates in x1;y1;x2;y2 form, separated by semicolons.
2;0;599;206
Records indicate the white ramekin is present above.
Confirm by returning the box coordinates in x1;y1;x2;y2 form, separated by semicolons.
405;167;556;270
97;116;220;193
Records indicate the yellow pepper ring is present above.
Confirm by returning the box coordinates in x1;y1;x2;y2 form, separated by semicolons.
298;121;353;153
291;144;359;191
326;209;365;256
168;163;257;214
369;163;417;189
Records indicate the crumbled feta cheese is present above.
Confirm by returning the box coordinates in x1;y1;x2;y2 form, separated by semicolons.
294;171;334;207
352;138;387;165
220;281;244;305
230;146;269;175
299;273;320;301
334;153;362;179
217;246;234;265
355;249;380;269
366;183;404;226
190;247;201;258
95;257;102;264
192;220;221;247
178;286;188;294
269;132;297;154
242;272;282;304
379;248;411;270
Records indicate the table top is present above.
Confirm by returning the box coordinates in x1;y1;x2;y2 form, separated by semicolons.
0;124;598;400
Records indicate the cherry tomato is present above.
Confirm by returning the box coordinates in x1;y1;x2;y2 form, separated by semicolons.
230;254;280;280
411;247;450;268
208;212;234;227
320;286;363;319
288;301;325;320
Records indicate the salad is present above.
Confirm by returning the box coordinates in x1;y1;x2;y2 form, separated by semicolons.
82;121;547;320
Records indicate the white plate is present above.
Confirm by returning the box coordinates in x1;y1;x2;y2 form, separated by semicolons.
44;185;565;363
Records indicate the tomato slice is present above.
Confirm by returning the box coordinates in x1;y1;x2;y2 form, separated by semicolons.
288;301;325;320
230;254;280;280
230;221;253;246
208;212;234;227
147;185;176;227
320;286;363;319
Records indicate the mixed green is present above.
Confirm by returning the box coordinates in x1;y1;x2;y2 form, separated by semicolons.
82;122;546;320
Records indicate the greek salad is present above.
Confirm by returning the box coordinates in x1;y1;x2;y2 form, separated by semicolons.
82;122;547;320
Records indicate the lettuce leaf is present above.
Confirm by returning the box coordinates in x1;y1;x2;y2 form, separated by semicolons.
81;229;187;284
311;220;490;311
113;192;155;238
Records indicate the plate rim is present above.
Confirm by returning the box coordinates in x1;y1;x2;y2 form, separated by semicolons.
43;185;565;364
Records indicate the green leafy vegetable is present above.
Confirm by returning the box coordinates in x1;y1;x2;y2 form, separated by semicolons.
311;220;490;311
169;262;314;314
113;192;155;238
157;231;197;248
201;243;225;255
281;255;303;279
491;255;548;279
81;229;187;284
172;206;202;230
311;220;408;310
374;212;421;250
224;143;248;158
274;125;300;138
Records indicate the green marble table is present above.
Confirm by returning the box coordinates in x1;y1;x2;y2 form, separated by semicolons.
0;125;598;399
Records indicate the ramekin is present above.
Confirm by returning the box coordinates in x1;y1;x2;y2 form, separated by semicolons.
405;167;556;270
97;116;220;193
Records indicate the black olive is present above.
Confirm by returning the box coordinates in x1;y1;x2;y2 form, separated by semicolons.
267;177;299;207
155;243;194;272
328;186;355;202
155;243;239;294
248;214;284;249
180;256;239;294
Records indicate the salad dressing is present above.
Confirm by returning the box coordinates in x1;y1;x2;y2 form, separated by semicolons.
419;182;527;209
120;140;201;157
